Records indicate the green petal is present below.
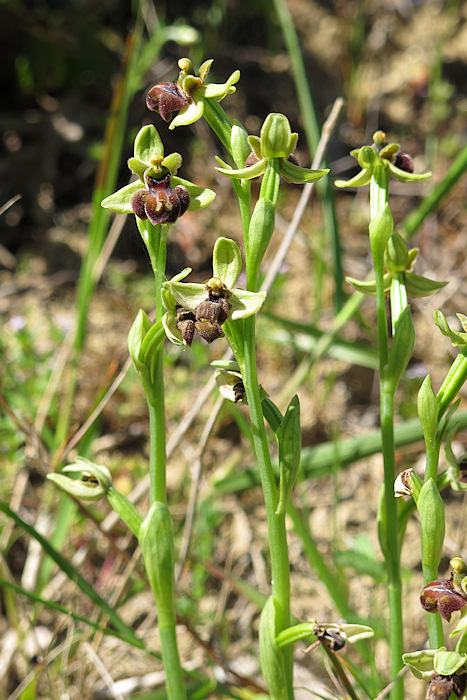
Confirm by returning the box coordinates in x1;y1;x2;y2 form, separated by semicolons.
402;649;437;680
164;280;207;313
134;124;164;163
202;69;240;100
216;158;267;180
161;152;182;175
230;289;266;320
169;99;205;129
171;176;216;210
197;58;213;83
334;168;372;189
279;159;329;184
388;162;432;182
127;158;147;181
101;180;142;214
404;271;448;298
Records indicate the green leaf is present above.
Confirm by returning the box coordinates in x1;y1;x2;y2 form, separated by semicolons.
418;375;439;447
0;502;143;645
384;306;415;393
248;198;276;275
231;120;251;168
418;478;445;569
259;597;289;700
139;502;176;625
369;203;393;267
276;395;301;515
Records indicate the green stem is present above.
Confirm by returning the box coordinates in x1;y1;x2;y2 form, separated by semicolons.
437;349;467;419
159;624;187;700
239;316;294;699
371;168;404;700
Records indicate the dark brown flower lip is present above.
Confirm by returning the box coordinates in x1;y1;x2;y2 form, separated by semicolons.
420;577;467;620
146;82;190;122
131;175;190;226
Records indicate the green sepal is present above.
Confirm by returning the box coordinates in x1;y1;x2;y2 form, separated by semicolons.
106;487;143;538
276;395;301;515
388;162;432;182
259;597;288;700
212;237;242;289
279;159;329;184
101;180;143;215
169;98;205;129
171;175;216;211
345;273;392;296
404;271;448;299
379;143;399;161
402;649;437;680
434;310;467;349
358;145;378;169
247;198;276;277
215;157;266;180
383;306;415;393
134;124;164;163
417;375;440;448
334;168;372;189
276;621;374;648
138;502;176;625
418;478;445;569
369;203;393;268
454;628;467;651
451;612;467;638
260;112;294;159
434;648;467;675
47;457;111;501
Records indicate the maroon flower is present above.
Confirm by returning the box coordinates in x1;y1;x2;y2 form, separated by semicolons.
394;151;414;173
146;82;190;122
131;173;190;226
420;577;467;621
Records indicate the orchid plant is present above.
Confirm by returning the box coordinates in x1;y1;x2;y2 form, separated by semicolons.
46;58;467;700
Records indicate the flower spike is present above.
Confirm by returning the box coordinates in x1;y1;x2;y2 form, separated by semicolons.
335;130;431;188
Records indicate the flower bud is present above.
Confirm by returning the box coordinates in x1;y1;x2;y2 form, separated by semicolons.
47;458;112;501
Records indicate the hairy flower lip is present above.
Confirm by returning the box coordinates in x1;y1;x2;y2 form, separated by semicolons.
421;578;467;620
